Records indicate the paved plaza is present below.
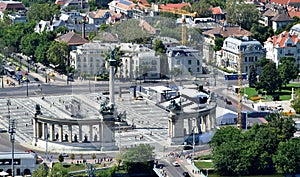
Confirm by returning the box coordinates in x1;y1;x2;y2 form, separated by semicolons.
0;92;170;153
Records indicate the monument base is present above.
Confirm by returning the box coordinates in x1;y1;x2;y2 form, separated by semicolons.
167;136;185;145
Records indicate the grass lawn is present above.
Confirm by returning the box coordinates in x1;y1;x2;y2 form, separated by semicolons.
194;161;214;169
241;83;300;101
207;174;283;177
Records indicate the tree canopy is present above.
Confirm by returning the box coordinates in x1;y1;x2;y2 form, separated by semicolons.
256;62;281;94
211;114;297;176
277;57;299;87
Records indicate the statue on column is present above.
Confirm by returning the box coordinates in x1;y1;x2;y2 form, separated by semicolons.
167;99;182;115
99;98;114;115
74;134;78;142
65;134;68;142
35;104;42;116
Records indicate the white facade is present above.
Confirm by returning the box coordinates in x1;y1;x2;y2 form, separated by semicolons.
264;31;300;68
120;43;161;79
70;42;161;79
166;46;202;77
70;42;111;76
290;23;300;37
221;36;266;74
0;152;38;176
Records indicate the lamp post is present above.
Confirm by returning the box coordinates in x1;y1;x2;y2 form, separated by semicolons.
192;118;196;162
7;99;16;177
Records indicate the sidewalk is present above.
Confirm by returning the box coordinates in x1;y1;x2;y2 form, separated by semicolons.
179;158;207;177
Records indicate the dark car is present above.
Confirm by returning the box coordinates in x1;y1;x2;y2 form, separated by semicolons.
225;98;232;105
34;77;39;81
183;172;190;177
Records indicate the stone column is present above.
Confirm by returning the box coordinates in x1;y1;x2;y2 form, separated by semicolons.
49;123;54;141
206;114;211;131
42;123;47;140
79;125;82;142
99;114;117;150
59;124;63;142
33;118;37;142
109;50;116;105
37;122;42;139
68;125;72;143
167;111;184;145
201;116;206;132
89;125;93;142
98;123;102;142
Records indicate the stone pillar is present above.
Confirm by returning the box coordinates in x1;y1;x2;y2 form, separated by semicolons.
68;125;72;143
99;114;117;150
42;123;47;140
49;123;54;141
79;125;82;142
201;116;206;132
33;118;37;142
109;50;116;105
89;125;93;142
167;111;184;145
37;122;42;139
206;114;211;131
59;124;63;142
211;110;216;129
98;123;102;142
187;118;193;135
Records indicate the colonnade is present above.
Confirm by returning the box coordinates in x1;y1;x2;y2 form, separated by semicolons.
167;103;217;145
32;115;115;146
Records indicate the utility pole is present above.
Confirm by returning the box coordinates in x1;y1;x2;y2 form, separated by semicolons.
237;52;243;128
7;99;16;177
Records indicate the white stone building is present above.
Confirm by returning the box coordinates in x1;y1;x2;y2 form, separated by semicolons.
290;23;300;37
220;36;266;74
119;43;161;79
70;42;161;79
70;42;111;76
166;46;202;78
264;31;300;68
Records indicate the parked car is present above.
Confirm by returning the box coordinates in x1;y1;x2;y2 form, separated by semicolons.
25;150;35;153
33;77;39;81
172;161;180;167
60;153;69;157
183;172;191;177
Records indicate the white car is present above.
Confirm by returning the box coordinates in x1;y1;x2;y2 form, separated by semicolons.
172;161;180;167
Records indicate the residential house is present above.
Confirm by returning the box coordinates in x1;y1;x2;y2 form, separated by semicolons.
61;0;88;9
290;23;300;37
209;6;225;23
264;31;300;69
55;31;89;50
166;46;202;78
8;12;26;24
108;0;136;18
260;8;277;26
70;42;110;76
202;25;252;64
0;1;26;13
88;10;112;27
221;36;265;74
153;36;180;48
158;3;191;14
271;10;294;32
34;20;66;33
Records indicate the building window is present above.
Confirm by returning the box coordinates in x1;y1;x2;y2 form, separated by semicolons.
83;57;87;62
90;57;93;62
255;56;257;61
245;57;247;62
188;68;192;72
197;67;200;72
188;60;192;65
197;60;200;65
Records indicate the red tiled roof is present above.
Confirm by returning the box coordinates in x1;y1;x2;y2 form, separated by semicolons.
55;31;89;45
136;0;150;7
159;3;191;12
0;1;26;12
270;0;289;5
55;0;68;5
269;31;300;47
209;7;223;15
288;7;300;18
140;20;156;35
203;26;252;38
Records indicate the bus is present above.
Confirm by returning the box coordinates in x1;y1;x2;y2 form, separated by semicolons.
224;73;247;80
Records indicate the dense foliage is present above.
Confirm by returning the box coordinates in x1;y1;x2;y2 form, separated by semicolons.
211;113;297;176
121;144;155;174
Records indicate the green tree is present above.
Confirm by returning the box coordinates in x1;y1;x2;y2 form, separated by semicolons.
47;41;69;73
26;3;60;22
278;57;299;87
91;153;96;160
191;0;212;18
267;113;296;141
273;138;300;176
58;155;64;162
248;65;257;88
49;163;70;177
32;164;48;177
121;144;155;174
212;37;224;51
20;33;40;57
153;39;166;54
292;89;300;113
226;0;260;30
250;24;274;44
256;62;281;94
70;154;75;161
